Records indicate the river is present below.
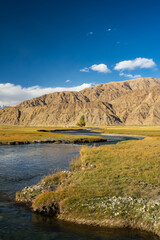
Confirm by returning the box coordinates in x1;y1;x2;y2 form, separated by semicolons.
0;130;158;240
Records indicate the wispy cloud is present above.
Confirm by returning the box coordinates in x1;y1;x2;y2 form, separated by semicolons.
80;64;111;73
87;31;93;36
119;73;142;79
65;80;71;83
80;67;90;72
114;58;156;71
0;83;93;106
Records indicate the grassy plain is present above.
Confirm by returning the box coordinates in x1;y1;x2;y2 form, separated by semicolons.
16;126;160;237
95;126;160;137
0;126;105;144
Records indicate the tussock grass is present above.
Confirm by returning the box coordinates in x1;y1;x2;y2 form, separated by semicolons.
41;171;70;186
33;191;57;208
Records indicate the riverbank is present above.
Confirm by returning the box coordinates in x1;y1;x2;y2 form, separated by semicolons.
94;126;160;137
16;127;160;238
0;126;106;145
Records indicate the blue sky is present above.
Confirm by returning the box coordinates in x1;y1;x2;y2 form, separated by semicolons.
0;0;160;105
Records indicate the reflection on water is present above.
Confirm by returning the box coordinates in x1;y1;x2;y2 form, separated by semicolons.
0;142;158;240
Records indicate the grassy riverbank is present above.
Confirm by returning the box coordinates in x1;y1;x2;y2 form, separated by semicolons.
95;126;160;137
0;126;106;144
16;126;160;237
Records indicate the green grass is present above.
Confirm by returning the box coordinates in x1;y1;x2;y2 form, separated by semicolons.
17;126;160;236
0;126;106;144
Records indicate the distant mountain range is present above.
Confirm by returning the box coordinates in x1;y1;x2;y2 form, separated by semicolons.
0;77;160;126
0;105;8;109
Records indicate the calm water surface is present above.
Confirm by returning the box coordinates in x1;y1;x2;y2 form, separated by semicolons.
0;132;158;240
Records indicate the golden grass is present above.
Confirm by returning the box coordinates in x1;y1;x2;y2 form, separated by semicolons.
42;136;159;209
0;126;105;144
95;126;160;137
15;126;160;236
30;126;160;236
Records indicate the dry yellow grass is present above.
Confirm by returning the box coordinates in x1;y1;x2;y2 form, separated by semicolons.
0;126;105;144
16;126;160;237
96;126;160;137
32;126;160;236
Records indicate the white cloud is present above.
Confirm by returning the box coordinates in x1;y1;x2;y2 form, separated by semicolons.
80;67;89;72
0;83;93;106
65;80;71;83
80;64;111;73
90;64;111;73
119;73;142;79
114;58;156;71
107;28;111;32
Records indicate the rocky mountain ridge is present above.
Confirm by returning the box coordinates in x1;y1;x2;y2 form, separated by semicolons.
0;77;160;126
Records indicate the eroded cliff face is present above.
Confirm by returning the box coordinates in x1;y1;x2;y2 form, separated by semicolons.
0;77;160;126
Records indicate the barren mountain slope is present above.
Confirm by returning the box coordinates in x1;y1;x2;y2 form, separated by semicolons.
110;86;160;125
0;77;160;126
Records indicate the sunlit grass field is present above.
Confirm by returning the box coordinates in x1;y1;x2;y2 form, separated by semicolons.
21;126;160;236
0;126;105;144
95;126;160;137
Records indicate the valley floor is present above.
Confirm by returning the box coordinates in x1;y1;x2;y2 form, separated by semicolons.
16;126;160;237
0;126;106;144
